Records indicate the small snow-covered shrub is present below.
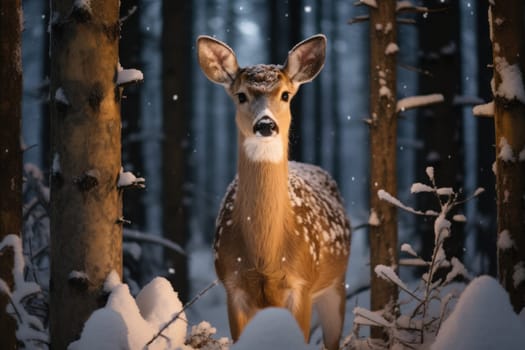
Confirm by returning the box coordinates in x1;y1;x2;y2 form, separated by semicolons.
0;234;48;349
344;167;483;350
186;321;230;349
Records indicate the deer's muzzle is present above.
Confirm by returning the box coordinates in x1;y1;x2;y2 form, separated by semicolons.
253;116;278;137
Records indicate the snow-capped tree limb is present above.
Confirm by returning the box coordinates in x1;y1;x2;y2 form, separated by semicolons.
396;93;444;112
117;168;146;189
116;68;144;87
396;0;447;13
353;307;392;328
354;0;377;8
472;101;495;117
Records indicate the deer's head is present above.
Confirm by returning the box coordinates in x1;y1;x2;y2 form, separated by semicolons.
197;35;326;163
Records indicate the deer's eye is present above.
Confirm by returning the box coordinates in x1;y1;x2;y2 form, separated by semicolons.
281;91;289;102
237;93;247;104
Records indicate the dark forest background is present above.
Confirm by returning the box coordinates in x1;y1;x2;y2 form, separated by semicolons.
21;0;497;299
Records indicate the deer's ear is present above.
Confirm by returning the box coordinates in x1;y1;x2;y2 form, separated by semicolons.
197;36;239;87
283;34;326;85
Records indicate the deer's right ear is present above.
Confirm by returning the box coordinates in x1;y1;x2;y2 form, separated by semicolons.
197;36;239;87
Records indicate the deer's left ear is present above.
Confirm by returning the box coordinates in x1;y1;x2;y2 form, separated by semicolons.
197;35;239;88
283;34;326;85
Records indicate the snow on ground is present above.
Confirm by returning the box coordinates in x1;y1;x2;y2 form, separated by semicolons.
62;220;525;350
432;276;525;350
69;272;187;350
233;308;315;349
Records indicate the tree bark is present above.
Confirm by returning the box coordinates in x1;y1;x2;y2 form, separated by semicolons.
0;0;23;348
161;0;192;302
490;0;525;313
368;0;398;340
49;1;123;348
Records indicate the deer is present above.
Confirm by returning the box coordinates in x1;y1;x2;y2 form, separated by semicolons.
197;34;351;350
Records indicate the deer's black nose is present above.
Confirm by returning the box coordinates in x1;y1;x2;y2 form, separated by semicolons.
253;116;278;137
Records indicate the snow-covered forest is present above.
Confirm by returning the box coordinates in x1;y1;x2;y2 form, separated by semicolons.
1;0;525;349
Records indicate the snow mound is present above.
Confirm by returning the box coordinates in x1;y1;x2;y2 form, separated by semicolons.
432;275;525;350
233;308;314;350
69;274;187;350
136;277;186;347
68;309;127;350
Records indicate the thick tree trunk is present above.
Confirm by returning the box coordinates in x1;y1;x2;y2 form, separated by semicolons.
49;1;123;348
0;0;23;348
490;0;525;313
368;0;398;340
162;0;192;302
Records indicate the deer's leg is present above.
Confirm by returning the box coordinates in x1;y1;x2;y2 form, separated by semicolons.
314;282;346;350
285;288;313;343
226;288;256;341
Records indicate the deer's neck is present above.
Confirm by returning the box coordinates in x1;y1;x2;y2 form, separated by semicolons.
235;133;291;270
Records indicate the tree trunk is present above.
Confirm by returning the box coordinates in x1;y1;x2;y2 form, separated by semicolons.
490;0;525;313
368;0;398;340
49;1;122;348
416;2;464;275
161;0;192;302
120;0;145;233
270;0;303;161
0;0;23;348
476;1;497;276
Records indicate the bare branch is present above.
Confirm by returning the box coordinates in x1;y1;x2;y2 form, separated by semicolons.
398;62;433;77
348;15;370;25
123;228;186;256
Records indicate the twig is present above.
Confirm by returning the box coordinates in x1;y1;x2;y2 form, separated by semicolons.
398;63;433;77
378;272;423;302
119;5;137;23
145;279;219;348
347;15;370;25
0;286;24;324
351;222;369;232
123;229;186;256
346;284;370;300
397;18;417;25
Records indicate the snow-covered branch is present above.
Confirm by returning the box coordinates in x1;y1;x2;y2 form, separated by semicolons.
396;93;444;112
473;101;494;117
116;66;144;87
117;168;146;189
354;0;377;8
0;235;48;348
